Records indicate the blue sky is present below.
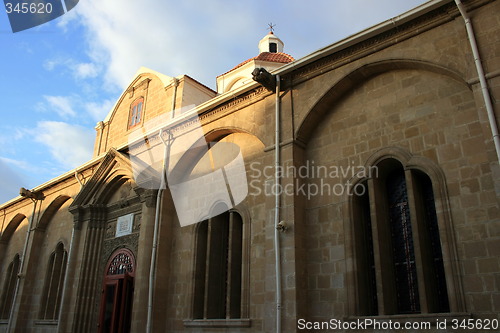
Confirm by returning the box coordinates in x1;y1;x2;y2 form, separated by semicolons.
0;0;429;204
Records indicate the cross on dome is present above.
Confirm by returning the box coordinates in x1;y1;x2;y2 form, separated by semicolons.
259;26;284;53
268;23;276;33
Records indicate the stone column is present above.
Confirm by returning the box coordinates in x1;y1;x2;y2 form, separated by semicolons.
71;204;107;333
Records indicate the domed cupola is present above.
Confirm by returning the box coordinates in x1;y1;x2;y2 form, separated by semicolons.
216;28;294;94
258;31;284;53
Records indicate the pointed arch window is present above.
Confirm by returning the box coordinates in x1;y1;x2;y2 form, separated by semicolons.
0;254;20;319
39;242;68;320
351;160;451;316
128;97;144;129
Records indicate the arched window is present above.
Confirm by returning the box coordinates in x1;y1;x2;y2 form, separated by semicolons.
0;254;20;319
193;209;243;319
352;159;450;315
39;243;68;320
128;97;144;129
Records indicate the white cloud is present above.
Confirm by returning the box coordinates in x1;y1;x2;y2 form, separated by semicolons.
85;99;115;122
42;57;101;81
34;121;95;170
0;128;25;146
37;93;113;123
74;62;98;79
56;5;80;31
43;95;77;118
0;156;32;170
66;0;427;92
43;59;57;71
72;0;258;90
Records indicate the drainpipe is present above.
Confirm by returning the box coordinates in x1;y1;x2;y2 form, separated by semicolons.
274;74;282;333
74;170;84;189
455;0;500;163
146;78;177;332
7;191;43;333
146;129;169;333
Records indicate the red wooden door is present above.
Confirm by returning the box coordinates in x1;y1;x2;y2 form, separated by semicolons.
98;249;135;333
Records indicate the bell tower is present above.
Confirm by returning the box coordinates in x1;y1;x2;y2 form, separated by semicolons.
258;31;284;54
216;26;293;93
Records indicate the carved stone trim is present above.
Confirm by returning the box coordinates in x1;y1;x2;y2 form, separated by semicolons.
289;1;461;85
127;78;151;98
137;188;158;208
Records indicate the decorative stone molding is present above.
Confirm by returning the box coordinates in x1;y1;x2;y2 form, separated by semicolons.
127;78;151;98
137;188;158;208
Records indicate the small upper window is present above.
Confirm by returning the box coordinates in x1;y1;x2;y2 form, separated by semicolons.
269;42;277;53
128;98;144;129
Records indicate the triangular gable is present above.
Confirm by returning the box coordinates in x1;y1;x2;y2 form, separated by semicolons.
70;148;138;209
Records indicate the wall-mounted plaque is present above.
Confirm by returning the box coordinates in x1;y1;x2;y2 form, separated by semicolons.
115;213;134;237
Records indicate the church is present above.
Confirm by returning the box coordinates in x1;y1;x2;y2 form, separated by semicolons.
1;0;499;332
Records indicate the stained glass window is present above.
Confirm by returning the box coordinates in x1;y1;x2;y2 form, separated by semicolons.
107;251;134;276
352;160;451;316
387;169;420;314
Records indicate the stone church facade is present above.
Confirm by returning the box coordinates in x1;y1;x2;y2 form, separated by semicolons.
1;0;499;332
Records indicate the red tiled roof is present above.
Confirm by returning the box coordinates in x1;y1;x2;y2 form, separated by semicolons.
218;52;295;77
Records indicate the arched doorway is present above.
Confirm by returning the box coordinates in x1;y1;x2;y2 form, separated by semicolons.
98;248;135;333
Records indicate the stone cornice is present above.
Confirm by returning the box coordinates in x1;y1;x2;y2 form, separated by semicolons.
288;0;493;86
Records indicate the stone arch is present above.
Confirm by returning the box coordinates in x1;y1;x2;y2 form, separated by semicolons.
104;247;136;277
94;173;133;205
70;149;139;209
37;195;72;231
296;59;471;144
169;127;264;183
0;213;26;244
363;146;450;199
225;76;248;92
